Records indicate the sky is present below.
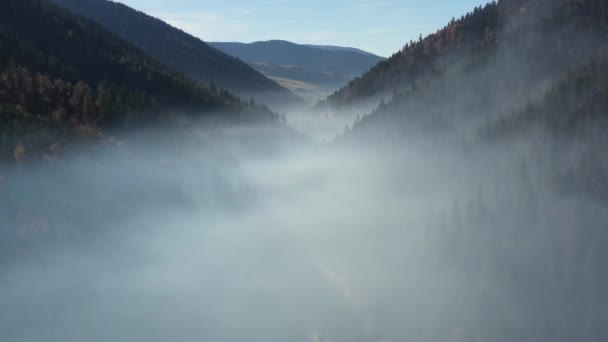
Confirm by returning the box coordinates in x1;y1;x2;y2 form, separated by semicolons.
115;0;490;57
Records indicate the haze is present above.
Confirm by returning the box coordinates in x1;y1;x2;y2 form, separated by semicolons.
2;0;608;341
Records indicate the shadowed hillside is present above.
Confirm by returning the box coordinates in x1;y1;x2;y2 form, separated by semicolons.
48;0;303;109
0;0;281;162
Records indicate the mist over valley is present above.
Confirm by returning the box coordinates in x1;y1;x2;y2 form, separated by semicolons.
1;0;608;341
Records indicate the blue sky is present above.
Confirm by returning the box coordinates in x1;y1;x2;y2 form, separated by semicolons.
115;0;490;57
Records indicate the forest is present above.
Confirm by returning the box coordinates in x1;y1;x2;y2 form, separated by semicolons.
46;0;301;108
0;0;280;162
322;0;608;108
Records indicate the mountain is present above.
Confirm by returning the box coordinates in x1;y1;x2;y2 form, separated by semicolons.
480;51;608;144
210;40;385;103
321;0;608;114
338;0;608;199
47;0;302;110
0;0;279;162
335;6;608;338
304;44;379;56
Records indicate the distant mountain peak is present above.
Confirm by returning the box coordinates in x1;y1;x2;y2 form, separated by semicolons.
303;44;383;58
210;40;385;103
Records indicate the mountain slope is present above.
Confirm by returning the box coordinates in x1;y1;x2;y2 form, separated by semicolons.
340;0;608;205
0;0;278;162
481;51;608;142
210;40;385;103
322;0;608;111
47;0;302;109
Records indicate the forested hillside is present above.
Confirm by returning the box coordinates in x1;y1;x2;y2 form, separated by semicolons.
322;0;608;109
48;0;301;108
479;52;608;200
330;0;608;212
481;53;608;141
0;0;279;162
331;4;608;339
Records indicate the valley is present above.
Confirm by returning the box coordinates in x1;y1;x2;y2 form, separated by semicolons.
1;0;608;341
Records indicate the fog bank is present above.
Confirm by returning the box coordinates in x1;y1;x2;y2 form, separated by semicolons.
1;119;607;342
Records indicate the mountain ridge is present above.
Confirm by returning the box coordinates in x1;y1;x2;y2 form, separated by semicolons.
303;44;382;57
210;40;385;103
47;0;303;109
322;0;608;111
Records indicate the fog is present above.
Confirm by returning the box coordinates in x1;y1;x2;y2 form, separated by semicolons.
1;103;606;342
